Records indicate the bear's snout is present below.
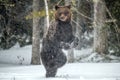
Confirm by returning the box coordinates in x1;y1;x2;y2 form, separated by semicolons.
59;14;67;21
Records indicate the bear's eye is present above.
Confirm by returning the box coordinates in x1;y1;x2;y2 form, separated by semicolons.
59;12;62;16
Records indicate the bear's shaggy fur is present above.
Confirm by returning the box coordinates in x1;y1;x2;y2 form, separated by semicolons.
41;5;78;77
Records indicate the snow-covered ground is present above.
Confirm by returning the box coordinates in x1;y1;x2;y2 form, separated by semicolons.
0;63;120;80
0;44;120;80
0;44;120;65
0;43;93;65
0;44;32;65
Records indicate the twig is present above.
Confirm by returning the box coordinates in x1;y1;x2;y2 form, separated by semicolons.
105;6;120;43
101;53;120;61
0;15;6;25
105;19;116;23
57;0;63;5
72;19;82;30
73;7;93;21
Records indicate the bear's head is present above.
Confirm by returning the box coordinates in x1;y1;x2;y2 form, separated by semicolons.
55;5;71;22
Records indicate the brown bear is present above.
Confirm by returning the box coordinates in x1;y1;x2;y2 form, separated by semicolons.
40;5;78;77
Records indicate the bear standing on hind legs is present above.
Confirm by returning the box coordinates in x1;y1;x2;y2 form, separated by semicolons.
41;5;79;77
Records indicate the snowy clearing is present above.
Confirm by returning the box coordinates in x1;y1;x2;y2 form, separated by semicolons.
0;44;93;65
0;45;120;80
0;63;120;80
0;44;120;65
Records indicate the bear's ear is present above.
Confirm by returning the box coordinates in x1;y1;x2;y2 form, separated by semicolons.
66;5;71;9
55;5;59;10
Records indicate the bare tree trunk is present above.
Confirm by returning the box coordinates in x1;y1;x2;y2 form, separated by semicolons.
93;0;108;54
65;0;74;63
44;0;49;33
75;0;83;49
31;0;41;64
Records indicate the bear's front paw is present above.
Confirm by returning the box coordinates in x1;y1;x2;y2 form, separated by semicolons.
60;42;70;50
71;37;79;48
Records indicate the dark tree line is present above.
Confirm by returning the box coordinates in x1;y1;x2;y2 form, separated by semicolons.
105;0;120;56
0;0;32;49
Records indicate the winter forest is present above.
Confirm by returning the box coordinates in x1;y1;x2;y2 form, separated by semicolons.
0;0;120;80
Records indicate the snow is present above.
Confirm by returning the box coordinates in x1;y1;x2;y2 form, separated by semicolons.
0;63;120;80
0;44;120;80
0;44;31;65
0;44;93;65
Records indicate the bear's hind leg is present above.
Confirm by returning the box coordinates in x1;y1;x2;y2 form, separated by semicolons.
46;67;57;77
53;51;67;68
